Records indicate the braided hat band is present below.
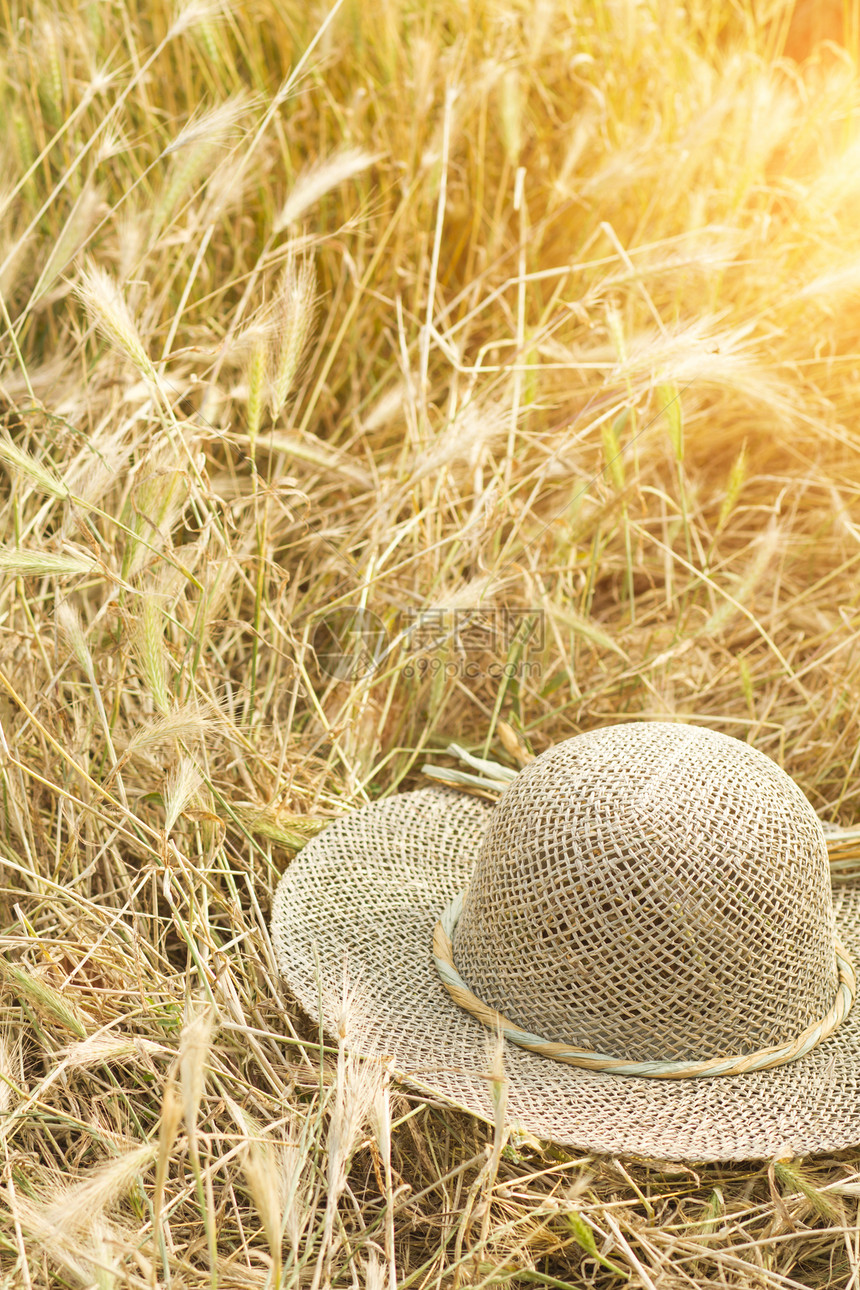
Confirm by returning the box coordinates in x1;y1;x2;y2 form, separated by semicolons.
433;892;857;1080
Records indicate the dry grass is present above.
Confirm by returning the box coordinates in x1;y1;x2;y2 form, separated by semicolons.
2;0;860;1284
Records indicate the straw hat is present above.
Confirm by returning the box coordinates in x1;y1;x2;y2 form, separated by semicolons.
271;722;860;1162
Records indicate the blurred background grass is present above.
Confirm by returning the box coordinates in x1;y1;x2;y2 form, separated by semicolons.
2;0;860;1285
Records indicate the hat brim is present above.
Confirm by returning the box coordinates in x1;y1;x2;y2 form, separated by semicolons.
271;786;860;1163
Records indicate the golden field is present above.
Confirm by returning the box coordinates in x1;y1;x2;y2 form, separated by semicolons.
2;0;860;1285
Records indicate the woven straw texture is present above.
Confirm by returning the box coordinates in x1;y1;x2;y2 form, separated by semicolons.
271;723;860;1162
454;725;836;1062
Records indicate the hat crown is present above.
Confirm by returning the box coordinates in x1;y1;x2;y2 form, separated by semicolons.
452;723;837;1063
